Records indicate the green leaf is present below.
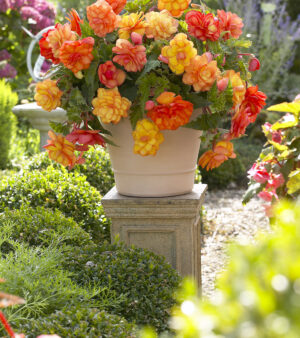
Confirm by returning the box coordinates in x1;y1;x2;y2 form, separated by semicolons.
129;104;144;130
287;169;300;195
184;113;220;130
137;60;161;81
272;114;298;130
49;121;69;135
242;182;264;205
84;60;99;102
184;92;210;109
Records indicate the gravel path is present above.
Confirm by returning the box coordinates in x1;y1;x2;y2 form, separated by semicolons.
201;189;270;298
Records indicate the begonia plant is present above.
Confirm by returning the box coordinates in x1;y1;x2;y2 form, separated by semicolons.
243;94;300;212
34;0;267;170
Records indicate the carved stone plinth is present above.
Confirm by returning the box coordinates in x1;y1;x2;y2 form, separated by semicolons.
102;184;207;288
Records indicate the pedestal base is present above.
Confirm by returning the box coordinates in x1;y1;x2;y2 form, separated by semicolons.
102;184;207;288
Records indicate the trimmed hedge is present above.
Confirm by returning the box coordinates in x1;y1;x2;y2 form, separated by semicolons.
17;307;137;338
0;166;110;242
25;147;115;195
63;242;181;332
0;205;91;248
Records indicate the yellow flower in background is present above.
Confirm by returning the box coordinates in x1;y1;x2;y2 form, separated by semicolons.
158;0;191;17
161;33;197;74
132;119;164;156
34;79;63;112
145;10;178;40
118;12;146;39
223;70;246;106
92;87;131;124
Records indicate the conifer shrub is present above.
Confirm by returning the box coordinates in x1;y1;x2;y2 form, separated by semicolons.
0;167;110;242
0;80;18;169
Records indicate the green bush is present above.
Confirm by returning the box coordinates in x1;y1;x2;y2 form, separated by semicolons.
25;146;115;195
0;166;110;242
63;241;181;332
143;200;300;338
18;306;137;338
0;80;18;169
0;205;91;248
0;239;121;328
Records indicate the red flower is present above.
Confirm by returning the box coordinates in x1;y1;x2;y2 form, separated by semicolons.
248;163;270;184
66;9;83;36
248;57;260;71
185;11;220;41
217;10;243;40
66;129;105;148
39;28;60;64
147;92;193;130
240;85;267;123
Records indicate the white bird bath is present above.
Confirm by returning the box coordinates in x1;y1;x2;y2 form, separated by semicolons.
12;102;66;151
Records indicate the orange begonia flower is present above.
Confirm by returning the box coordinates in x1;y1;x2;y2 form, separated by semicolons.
87;0;119;38
43;131;77;168
106;0;127;14
161;33;197;74
185;10;220;41
217;10;243;40
183;53;220;92
132;119;164;156
66;9;83;36
223;70;246;106
112;39;147;72
145;10;178;41
92;87;131;124
47;23;77;58
39;28;60;64
98;61;126;88
59;37;94;75
147;92;193;130
34;79;62;112
118;12;146;40
199;140;236;170
158;0;191;18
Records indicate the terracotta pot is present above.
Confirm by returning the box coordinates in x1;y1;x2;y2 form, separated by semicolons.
104;115;202;197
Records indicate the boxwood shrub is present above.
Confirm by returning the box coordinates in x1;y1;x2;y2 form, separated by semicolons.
25;147;115;195
0;205;91;248
0;167;110;242
63;242;181;332
17;306;137;338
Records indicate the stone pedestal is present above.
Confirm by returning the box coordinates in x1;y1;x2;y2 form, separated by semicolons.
102;184;207;288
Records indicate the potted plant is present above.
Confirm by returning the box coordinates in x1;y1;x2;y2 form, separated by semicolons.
34;0;266;196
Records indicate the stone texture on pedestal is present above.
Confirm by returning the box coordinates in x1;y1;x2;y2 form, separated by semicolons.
102;184;207;288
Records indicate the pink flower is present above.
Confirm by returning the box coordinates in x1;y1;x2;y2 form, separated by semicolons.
112;39;147;72
249;57;260;71
267;173;285;189
258;190;278;202
145;100;155;111
66;129;105;148
248;163;270;184
131;32;143;45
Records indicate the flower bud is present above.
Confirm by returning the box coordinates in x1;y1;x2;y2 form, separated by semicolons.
217;77;229;92
249;57;260;71
272;131;282;144
158;54;169;64
131;32;143;45
145;100;155;111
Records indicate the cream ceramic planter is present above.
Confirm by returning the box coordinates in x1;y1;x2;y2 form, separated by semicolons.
104;115;202;197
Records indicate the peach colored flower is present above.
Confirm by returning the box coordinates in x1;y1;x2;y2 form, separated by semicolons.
66;9;83;36
43;131;77;168
113;39;147;72
185;10;220;41
59;37;94;75
199;140;236;170
132;119;164;156
47;23;77;58
223;70;246;106
87;0;119;38
145;10;178;40
158;0;191;18
98;61;126;88
147;92;193;130
118;12;146;40
34;79;62;112
92;87;131;124
183;53;220;92
161;33;197;74
106;0;126;14
217;10;243;40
